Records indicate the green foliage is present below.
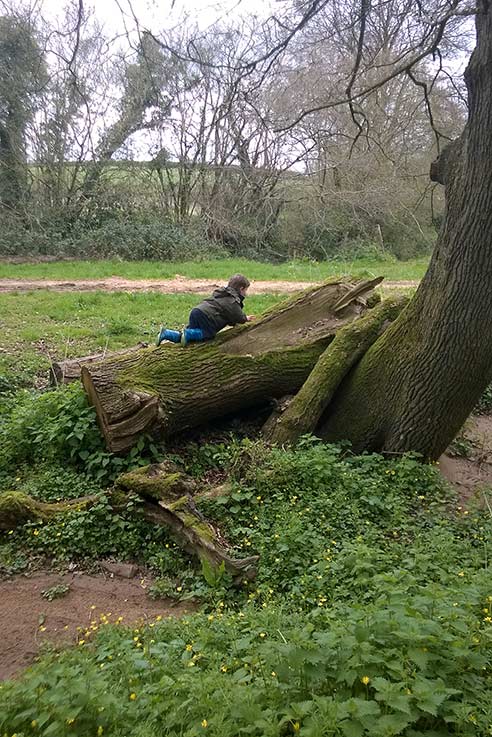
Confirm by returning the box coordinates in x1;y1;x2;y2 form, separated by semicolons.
0;16;46;211
194;439;477;609
0;383;162;484
476;384;492;415
1;405;491;736
41;582;70;601
14;494;171;563
2;574;492;737
0;214;228;261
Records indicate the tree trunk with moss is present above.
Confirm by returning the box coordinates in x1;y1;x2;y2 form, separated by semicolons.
82;279;381;452
0;463;257;580
316;3;492;460
266;295;409;446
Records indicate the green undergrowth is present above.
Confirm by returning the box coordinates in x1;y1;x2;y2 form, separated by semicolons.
2;384;492;734
0;382;162;484
1;573;492;736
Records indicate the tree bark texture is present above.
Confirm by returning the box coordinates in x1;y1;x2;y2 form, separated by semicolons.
318;3;492;460
266;295;409;446
82;279;380;452
0;463;257;580
50;343;149;385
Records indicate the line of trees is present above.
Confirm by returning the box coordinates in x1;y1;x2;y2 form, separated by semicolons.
0;0;469;260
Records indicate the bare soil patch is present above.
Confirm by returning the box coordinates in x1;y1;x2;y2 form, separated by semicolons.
0;276;418;294
0;571;190;680
440;414;492;503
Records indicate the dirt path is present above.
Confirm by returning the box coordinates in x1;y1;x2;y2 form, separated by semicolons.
439;414;492;503
0;276;419;294
0;571;191;680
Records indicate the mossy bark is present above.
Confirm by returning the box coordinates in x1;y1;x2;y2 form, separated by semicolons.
1;464;255;580
82;278;381;452
267;296;409;446
318;2;492;460
50;343;149;385
115;463;257;580
0;491;99;530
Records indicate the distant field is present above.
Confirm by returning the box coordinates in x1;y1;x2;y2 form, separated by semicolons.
0;291;280;382
0;257;429;282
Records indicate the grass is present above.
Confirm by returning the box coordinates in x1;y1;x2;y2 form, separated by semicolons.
0;257;429;282
0;291;281;382
1;261;492;736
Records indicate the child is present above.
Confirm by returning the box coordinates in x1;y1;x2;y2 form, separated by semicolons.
157;274;254;346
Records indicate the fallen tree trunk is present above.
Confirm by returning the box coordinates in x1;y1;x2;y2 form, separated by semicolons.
0;491;99;530
50;343;149;385
0;463;257;581
265;295;409;445
115;464;258;581
81;278;382;452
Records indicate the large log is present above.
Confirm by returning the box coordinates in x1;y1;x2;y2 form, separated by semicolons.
115;463;258;581
82;278;383;452
49;343;149;385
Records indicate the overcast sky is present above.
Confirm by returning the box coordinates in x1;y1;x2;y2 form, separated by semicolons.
41;0;273;35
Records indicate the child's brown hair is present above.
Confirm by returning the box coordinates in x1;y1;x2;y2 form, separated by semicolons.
227;274;250;291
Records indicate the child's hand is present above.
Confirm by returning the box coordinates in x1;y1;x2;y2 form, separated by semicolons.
247;315;256;321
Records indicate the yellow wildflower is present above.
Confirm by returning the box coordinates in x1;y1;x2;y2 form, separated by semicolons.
31;720;38;728
293;722;300;733
66;718;75;725
98;727;104;736
186;644;193;652
361;675;370;685
129;692;137;701
259;632;266;638
201;720;208;728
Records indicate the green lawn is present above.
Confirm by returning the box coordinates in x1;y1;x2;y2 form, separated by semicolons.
0;257;429;282
0;291;280;382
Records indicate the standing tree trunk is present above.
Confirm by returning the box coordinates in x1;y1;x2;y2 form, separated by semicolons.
317;2;492;460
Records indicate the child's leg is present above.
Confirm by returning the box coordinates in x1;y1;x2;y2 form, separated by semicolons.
156;328;182;346
183;308;216;345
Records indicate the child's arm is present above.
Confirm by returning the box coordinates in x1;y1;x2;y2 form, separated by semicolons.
227;302;248;325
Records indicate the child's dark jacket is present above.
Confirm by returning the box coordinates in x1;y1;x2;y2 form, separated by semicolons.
194;287;247;333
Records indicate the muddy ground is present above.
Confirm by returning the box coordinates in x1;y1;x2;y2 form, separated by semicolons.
0;570;191;680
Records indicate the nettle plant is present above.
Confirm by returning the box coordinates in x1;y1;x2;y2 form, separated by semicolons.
0;383;162;483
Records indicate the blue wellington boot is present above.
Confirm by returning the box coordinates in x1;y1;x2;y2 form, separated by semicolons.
181;328;204;346
156;328;182;346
